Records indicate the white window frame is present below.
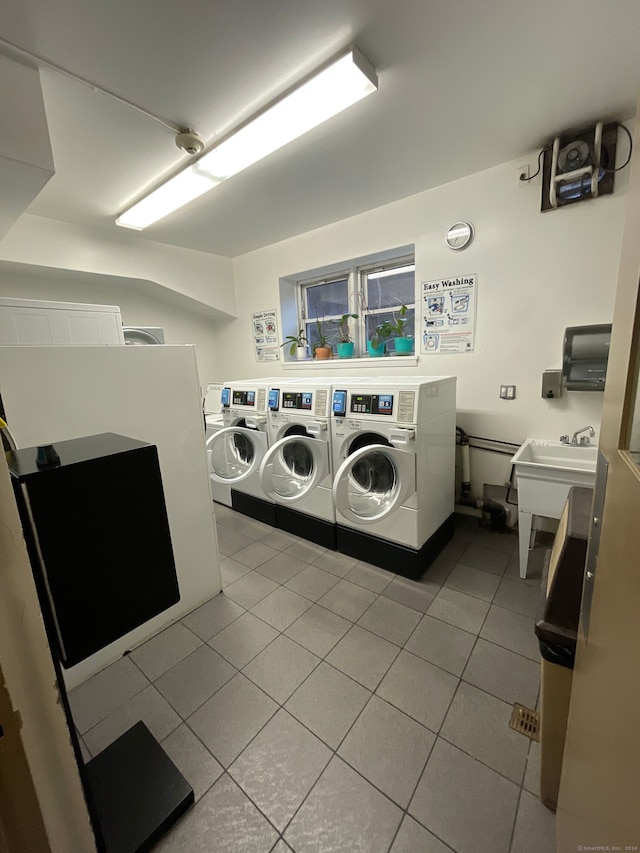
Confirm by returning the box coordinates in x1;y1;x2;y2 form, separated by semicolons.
358;257;416;348
298;271;353;351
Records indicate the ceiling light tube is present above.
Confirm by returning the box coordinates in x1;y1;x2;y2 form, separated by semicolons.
116;46;377;230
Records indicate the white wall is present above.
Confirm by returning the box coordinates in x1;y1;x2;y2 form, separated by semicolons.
0;214;237;318
222;152;628;495
0;269;227;389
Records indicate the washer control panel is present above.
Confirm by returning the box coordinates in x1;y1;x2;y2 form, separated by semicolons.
350;393;393;415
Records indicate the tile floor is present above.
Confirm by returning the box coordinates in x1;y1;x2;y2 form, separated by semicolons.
69;507;557;853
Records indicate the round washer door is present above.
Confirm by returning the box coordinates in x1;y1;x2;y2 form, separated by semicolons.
206;426;267;484
259;435;329;503
332;443;416;523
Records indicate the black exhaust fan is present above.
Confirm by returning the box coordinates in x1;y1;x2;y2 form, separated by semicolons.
541;122;617;211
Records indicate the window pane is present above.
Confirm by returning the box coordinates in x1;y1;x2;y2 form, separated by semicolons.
365;308;416;352
366;265;415;310
305;278;349;320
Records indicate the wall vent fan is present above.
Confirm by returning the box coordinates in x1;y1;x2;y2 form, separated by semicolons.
541;122;617;211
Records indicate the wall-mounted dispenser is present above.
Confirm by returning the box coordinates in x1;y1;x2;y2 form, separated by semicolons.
542;369;563;399
562;324;612;391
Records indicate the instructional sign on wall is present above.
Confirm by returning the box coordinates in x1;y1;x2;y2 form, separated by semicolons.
252;309;280;362
421;274;477;354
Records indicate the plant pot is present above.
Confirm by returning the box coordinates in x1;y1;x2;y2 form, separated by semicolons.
314;345;332;360
337;341;355;358
295;346;308;360
395;337;414;354
367;341;386;357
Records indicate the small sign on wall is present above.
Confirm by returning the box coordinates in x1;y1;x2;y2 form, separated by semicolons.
252;309;280;362
421;273;477;354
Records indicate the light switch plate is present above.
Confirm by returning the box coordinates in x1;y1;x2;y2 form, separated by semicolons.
500;384;516;399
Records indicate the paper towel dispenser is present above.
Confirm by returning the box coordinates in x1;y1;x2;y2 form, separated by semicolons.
562;324;611;391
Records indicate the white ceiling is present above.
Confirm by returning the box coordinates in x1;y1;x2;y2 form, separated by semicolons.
3;0;640;258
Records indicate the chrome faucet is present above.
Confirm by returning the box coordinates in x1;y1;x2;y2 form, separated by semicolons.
569;425;596;446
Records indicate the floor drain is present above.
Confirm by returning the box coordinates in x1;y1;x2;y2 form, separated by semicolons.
509;703;540;741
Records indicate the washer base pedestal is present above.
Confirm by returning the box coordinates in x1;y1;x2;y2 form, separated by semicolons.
231;490;276;526
276;504;337;550
337;514;454;580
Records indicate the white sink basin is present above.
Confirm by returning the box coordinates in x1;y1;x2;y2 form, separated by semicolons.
511;439;597;476
512;438;597;578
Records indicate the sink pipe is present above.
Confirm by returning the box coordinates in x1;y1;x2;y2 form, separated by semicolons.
456;426;507;531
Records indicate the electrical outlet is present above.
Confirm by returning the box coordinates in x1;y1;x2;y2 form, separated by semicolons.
517;164;530;187
500;384;516;399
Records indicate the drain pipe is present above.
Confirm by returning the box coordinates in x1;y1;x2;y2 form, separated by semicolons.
457;427;472;501
456;426;507;531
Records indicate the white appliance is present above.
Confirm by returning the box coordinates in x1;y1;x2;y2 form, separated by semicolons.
122;326;165;345
203;382;225;435
0;296;125;345
259;380;335;548
206;379;275;524
330;377;456;579
0;344;221;688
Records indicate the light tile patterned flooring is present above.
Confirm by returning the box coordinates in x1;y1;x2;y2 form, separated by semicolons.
69;507;556;853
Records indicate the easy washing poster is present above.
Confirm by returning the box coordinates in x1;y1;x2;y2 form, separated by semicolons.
420;273;477;354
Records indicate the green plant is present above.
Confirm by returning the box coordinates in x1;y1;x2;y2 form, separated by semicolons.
388;305;411;337
280;329;308;356
369;320;394;350
334;313;359;343
312;318;331;357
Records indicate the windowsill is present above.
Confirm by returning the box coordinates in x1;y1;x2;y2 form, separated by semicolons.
282;355;419;369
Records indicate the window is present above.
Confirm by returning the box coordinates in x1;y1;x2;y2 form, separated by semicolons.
301;275;350;351
360;262;415;354
288;247;415;358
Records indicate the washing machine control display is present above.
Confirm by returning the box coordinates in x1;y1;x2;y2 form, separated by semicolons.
233;389;255;406
350;394;394;415
282;391;313;410
221;387;231;408
332;390;347;417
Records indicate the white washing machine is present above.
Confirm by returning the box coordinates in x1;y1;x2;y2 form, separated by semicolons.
330;377;456;579
203;382;225;438
259;380;335;548
206;379;275;524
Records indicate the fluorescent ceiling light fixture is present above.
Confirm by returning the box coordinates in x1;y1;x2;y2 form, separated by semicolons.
368;264;415;279
116;47;377;230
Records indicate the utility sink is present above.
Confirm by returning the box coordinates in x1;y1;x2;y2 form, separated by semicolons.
511;439;597;578
512;439;597;485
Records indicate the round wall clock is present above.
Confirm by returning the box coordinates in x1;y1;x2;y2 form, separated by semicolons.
446;221;474;251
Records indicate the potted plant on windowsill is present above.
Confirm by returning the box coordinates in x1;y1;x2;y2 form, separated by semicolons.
280;329;309;360
367;319;394;357
389;305;414;354
312;319;332;360
334;313;359;358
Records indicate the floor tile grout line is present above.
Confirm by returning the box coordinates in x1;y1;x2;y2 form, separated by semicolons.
508;781;526;852
333;691;441;809
184;597;248;643
383;732;446;853
436;727;529;789
153;655;239;722
71;659;153;738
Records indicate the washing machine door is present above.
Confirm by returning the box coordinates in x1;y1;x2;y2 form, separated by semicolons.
206;426;267;484
332;443;416;523
259;435;329;503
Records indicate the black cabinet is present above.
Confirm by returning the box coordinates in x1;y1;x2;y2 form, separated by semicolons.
9;433;180;667
9;433;193;853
